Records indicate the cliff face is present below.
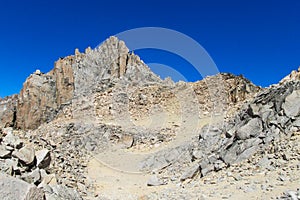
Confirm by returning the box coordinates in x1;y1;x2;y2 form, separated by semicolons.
16;55;76;130
16;71;57;130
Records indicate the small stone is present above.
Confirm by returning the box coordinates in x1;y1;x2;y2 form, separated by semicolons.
180;164;200;181
278;175;286;182
5;145;14;151
0;146;11;158
232;174;242;181
39;173;57;186
282;153;290;161
34;69;41;75
22;168;41;184
192;150;203;159
147;175;165;186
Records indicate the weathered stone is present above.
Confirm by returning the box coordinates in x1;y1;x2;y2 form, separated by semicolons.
180;164;200;181
12;145;35;166
292;119;300;127
3;131;23;149
35;149;51;169
0;172;44;200
0;145;12;158
39;173;57;187
22;168;41;184
147;175;165;186
200;159;215;176
236;118;263;140
282;90;300;118
48;185;82;200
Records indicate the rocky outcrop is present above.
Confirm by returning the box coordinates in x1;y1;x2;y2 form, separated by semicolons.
0;94;18;128
16;70;58;130
191;73;261;117
16;36;162;130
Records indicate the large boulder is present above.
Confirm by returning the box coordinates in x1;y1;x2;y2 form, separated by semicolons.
282;90;300;118
0;172;44;200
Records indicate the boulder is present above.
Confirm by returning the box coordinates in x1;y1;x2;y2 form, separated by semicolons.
0;172;44;200
236;118;263;140
35;149;51;169
282;90;300;118
180;164;200;181
12;145;35;166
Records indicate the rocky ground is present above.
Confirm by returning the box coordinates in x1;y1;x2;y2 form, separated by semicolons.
0;36;299;200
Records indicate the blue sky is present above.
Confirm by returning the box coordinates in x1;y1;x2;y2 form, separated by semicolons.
0;0;299;97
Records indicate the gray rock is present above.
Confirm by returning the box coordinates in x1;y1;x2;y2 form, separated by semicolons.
192;150;204;159
200;159;215;176
0;145;12;158
257;156;271;168
236;118;263;140
282;90;300;118
35;149;51;169
22;168;41;184
180;164;200;181
249;103;260;116
12;145;35;166
3;132;23;149
147;175;166;186
292;118;300;127
46;185;82;200
0;172;44;200
284;190;298;200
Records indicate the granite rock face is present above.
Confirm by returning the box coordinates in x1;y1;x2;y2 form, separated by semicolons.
16;71;58;130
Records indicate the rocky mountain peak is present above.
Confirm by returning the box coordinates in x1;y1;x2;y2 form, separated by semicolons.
9;37;163;129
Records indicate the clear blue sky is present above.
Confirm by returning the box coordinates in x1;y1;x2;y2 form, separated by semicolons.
0;0;299;97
